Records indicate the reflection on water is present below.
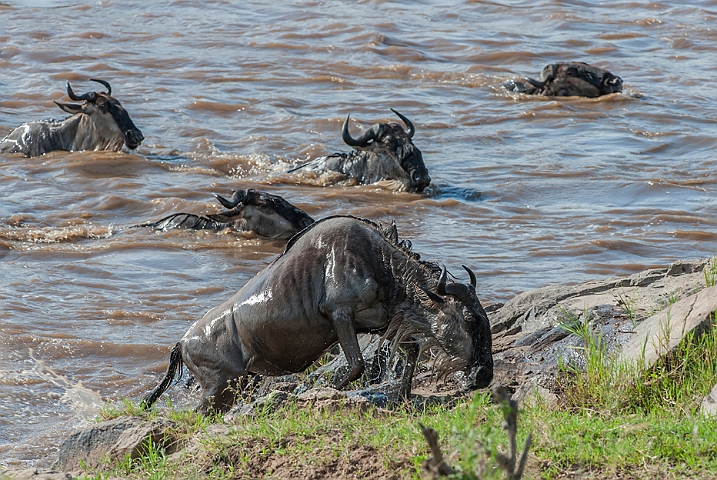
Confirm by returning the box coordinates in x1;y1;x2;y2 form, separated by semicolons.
1;0;716;466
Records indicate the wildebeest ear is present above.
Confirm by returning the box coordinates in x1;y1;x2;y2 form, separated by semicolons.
54;101;83;115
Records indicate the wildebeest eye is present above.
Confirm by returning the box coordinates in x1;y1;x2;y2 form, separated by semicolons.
95;98;110;113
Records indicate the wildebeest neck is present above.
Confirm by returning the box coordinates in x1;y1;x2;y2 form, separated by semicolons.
69;113;126;152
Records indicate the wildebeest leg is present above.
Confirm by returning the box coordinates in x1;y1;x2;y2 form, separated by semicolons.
399;341;419;400
327;306;365;389
182;343;248;414
197;375;244;414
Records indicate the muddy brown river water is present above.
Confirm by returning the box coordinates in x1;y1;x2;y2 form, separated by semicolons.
1;0;716;466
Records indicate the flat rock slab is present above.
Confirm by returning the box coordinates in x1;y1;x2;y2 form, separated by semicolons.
619;285;717;368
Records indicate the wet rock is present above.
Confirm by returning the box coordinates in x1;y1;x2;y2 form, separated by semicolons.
297;387;375;413
225;383;396;420
252;376;301;398
296;386;343;403
225;402;256;420
307;334;393;386
225;388;297;420
53;416;177;470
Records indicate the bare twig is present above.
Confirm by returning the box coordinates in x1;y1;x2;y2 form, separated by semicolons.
491;385;533;480
418;384;532;479
420;422;457;478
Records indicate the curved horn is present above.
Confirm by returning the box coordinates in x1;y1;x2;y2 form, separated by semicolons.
436;265;447;296
66;81;89;101
462;265;477;288
342;114;378;147
525;77;546;89
90;78;111;95
214;189;248;209
214;193;236;209
390;108;415;138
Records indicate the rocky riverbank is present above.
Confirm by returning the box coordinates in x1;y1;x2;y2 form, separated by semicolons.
4;258;717;480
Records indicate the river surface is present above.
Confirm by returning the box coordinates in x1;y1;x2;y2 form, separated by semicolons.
1;0;716;466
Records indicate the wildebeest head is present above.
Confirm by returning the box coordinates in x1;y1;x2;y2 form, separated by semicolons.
54;79;144;149
342;109;431;193
523;62;623;97
419;265;493;390
213;188;315;238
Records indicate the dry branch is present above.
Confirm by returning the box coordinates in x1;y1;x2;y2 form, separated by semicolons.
419;384;532;479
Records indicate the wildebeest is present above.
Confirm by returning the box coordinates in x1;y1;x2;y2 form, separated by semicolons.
503;62;623;97
137;189;314;240
289;110;431;193
0;79;144;157
142;215;493;413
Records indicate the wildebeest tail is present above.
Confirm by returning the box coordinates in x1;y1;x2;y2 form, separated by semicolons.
141;343;183;409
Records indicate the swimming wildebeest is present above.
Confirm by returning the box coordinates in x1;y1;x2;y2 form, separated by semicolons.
0;79;144;157
503;62;623;97
143;215;493;413
289;110;431;193
137;189;314;240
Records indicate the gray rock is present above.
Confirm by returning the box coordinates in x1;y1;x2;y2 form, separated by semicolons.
490;259;709;334
701;384;717;418
224;401;256;420
0;468;73;480
512;379;558;408
296;386;343;402
53;416;177;470
491;258;714;402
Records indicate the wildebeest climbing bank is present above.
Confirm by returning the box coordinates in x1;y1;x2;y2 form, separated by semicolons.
143;215;494;413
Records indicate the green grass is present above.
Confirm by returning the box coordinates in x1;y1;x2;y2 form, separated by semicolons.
78;393;533;479
705;260;717;288
615;289;639;326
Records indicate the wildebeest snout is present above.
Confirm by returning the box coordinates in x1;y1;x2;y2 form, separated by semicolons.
603;74;623;94
124;129;144;149
409;169;431;193
466;362;493;390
